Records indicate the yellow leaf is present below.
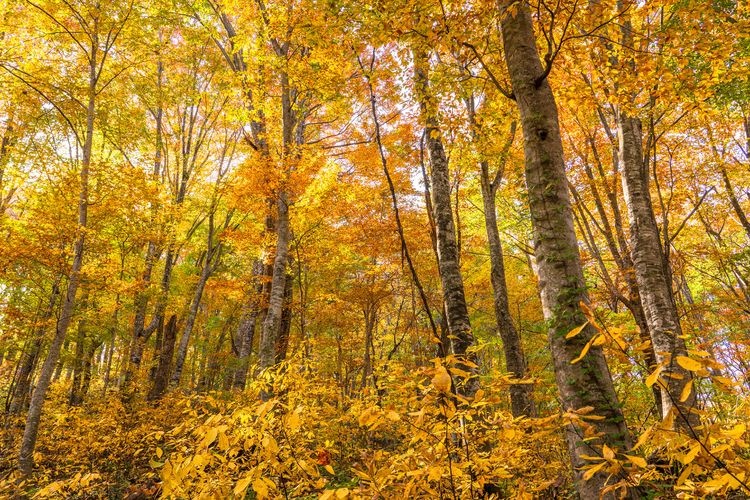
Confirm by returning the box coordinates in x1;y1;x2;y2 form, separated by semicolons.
681;443;701;464
319;491;336;500
703;474;729;492
625;455;647;468
335;487;350;499
234;475;253;496
602;444;615;460
676;464;693;486
566;321;588;339
324;464;335;475
253;477;272;498
218;431;229;451
156;447;163;459
679;380;693;402
632;425;653;450
571;336;596;364
725;423;746;439
582;461;607;481
287;411;302;432
645;366;663;388
675;356;702;372
431;365;452;393
200;427;218;449
262;434;279;454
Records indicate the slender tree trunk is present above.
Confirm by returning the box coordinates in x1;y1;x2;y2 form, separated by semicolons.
233;289;259;389
9;285;58;415
480;162;536;416
148;315;178;401
466;99;535;417
500;4;630;496
619;113;697;429
8;339;41;416
69;327;85;406
123;58;165;394
69;292;90;406
18;27;97;474
199;318;229;392
360;52;441;356
171;248;214;385
582;125;665;417
259;194;290;371
413;48;478;397
78;340;101;403
719;164;750;239
360;305;376;391
102;333;115;393
274;271;294;364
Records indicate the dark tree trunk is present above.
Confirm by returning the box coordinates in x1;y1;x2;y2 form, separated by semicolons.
148;315;178;401
413;48;478;397
8;285;57;415
8;338;41;416
78;340;101;403
274;271;294;365
233;297;259;390
172;252;213;385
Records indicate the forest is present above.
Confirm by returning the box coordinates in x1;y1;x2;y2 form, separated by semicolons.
0;0;748;497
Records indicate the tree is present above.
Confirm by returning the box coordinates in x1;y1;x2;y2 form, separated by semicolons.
4;0;133;474
500;2;630;496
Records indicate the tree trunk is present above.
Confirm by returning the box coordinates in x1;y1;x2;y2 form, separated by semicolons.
148;315;178;401
720;164;750;239
8;338;41;416
258;194;290;371
258;63;295;377
618;112;698;429
467;99;535;417
124;58;165;395
8;285;58;415
199;318;230;392
124;247;175;395
233;293;259;389
78;340;101;403
18;26;97;474
413;48;478;397
500;3;630;496
360;305;377;391
171;249;214;386
69;292;90;406
274;271;294;365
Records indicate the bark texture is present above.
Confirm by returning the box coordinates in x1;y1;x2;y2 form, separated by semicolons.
413;48;478;397
259;193;290;371
618;112;698;429
500;3;630;496
148;315;178;401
